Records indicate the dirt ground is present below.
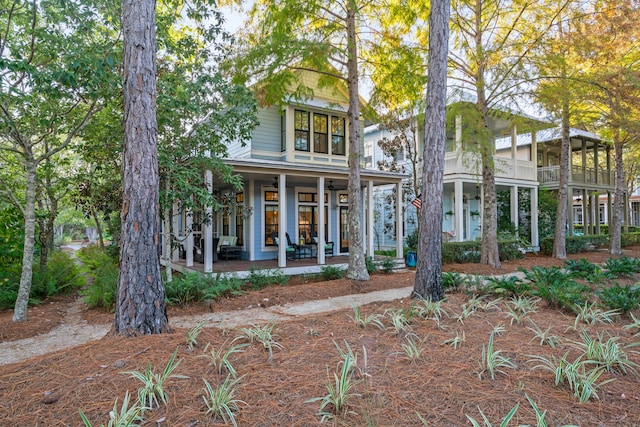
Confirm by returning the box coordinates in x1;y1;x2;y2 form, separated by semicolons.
1;249;640;426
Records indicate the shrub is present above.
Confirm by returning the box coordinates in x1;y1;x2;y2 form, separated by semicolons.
365;256;377;274
165;272;206;306
597;284;640;314
604;257;640;278
320;265;346;280
31;251;86;300
485;275;530;296
442;239;523;264
81;260;119;310
523;266;590;310
247;267;288;290
378;257;396;274
441;272;465;292
540;235;608;255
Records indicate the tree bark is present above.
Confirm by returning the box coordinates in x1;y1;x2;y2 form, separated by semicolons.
13;160;37;322
552;97;570;259
413;0;450;300
345;0;369;281
113;0;170;335
610;127;623;255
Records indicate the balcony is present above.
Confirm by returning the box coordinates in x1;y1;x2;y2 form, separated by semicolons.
444;152;536;181
537;165;615;187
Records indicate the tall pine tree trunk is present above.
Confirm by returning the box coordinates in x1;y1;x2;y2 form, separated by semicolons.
413;0;450;300
113;0;170;335
345;0;368;281
553;97;570;259
610;127;623;255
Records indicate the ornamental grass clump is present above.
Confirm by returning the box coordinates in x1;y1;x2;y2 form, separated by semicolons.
202;375;246;427
479;331;516;380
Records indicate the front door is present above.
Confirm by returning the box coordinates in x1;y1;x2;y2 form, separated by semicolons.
339;206;349;253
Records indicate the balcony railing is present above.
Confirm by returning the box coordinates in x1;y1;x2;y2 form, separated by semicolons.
444;152;536;181
537;165;615;186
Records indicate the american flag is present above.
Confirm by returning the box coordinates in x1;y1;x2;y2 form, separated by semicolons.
411;194;422;209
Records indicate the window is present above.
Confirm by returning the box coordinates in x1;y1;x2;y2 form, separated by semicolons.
339;194;348;204
298;192;329;244
222;214;230;236
281;114;286;152
599;205;606;224
295;110;310;151
331;116;345;155
264;191;279;245
573;206;583;225
235;193;244;245
314;114;328;153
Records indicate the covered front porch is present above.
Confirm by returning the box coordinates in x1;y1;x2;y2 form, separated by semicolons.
165;159;407;274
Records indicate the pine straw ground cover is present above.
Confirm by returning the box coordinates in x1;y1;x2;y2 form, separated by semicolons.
1;250;640;425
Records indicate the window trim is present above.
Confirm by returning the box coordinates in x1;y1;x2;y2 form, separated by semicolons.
295;109;310;152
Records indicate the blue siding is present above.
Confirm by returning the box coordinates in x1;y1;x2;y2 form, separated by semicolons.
251;107;282;155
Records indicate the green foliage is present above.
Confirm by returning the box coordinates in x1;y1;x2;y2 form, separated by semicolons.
81;261;119;311
202;376;246;427
350;305;385;330
319;265;346;281
164;272;244;306
405;230;418;250
485;275;530;296
479;332;516;380
564;258;600;279
621;232;640;247
540;235;609;255
603;257;640;278
573;330;638;375
237;323;283;361
522;266;590;310
466;402;519;427
527;319;561;348
572;302;619;329
378;257;396;274
123;348;188;411
597;284;640;314
537;187;559;239
247;267;289;290
31;251;86;300
185;322;206;351
442;239;523;264
441;272;466;292
199;341;248;377
365;256;377;274
79;391;145;427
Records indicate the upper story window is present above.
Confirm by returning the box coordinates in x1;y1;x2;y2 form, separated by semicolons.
295;110;310;151
314;114;328;154
281;114;286;152
332;117;345;155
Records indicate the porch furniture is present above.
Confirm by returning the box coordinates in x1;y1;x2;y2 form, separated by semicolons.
217;235;243;260
311;232;334;257
272;232;300;260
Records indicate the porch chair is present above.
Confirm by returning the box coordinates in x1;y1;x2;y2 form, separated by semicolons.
272;232;300;260
311;232;335;257
217;235;243;260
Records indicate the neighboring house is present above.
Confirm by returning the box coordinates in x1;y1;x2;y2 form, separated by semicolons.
364;99;547;250
167;70;406;273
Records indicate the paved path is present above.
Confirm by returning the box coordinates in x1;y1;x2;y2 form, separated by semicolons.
0;270;527;366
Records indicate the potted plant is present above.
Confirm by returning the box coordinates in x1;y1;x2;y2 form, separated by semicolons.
405;230;418;268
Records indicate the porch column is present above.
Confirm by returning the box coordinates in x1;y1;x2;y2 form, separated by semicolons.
277;174;287;268
511;125;517;177
531;186;539;249
367;180;375;258
594;140;599;184
606;146;612;185
204;169;213;273
317;176;326;265
248;179;256;261
607;191;612;233
568;186;574;236
595;193;601;235
581;189;588;234
396;180;403;259
186;208;193;267
172;202;179;262
581;138;587;184
455;180;464;241
510;185;519;232
624;191;629;232
531;130;538;167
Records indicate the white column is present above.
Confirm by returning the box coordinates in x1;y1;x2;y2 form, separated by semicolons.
455;180;464;241
455;115;462;151
510;185;519;232
278;174;287;268
511;125;517;177
318;176;326;265
172;202;179;262
248;179;255;261
531;187;539;248
204;169;213;273
186;209;193;267
367;180;375;258
396;181;404;258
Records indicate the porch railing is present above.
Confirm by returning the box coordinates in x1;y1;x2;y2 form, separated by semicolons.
537;165;615;186
444;152;536;181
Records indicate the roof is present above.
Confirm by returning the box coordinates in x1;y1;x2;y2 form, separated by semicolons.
495;127;604;150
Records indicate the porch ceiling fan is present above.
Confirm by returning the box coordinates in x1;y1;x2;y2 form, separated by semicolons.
327;180;346;191
272;176;278;189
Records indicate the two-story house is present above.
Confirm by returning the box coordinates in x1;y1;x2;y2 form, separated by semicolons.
167;70;406;273
365;98;546;250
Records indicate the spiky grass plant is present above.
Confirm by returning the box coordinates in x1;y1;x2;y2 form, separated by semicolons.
237;322;283;361
572;302;619;329
350;305;385;330
186;321;206;350
527;319;561;348
306;346;361;422
123;348;188;411
202;375;246;427
573;329;638;375
414;298;448;321
443;330;465;349
489;323;507;336
199;341;248;377
466;402;519;427
453;304;476;324
479;332;516;380
504;296;538;325
385;308;413;335
529;353;614;402
399;335;425;364
623;312;640;336
79;391;144;427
